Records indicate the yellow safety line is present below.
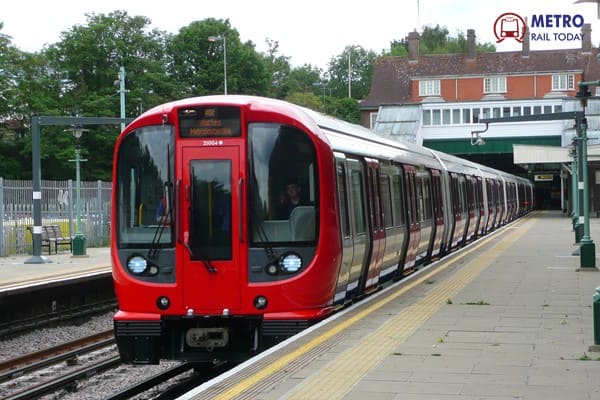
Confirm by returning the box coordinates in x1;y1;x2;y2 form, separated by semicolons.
286;216;536;399
211;216;536;400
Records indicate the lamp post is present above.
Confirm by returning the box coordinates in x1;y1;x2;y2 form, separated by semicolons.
69;125;88;257
208;35;227;95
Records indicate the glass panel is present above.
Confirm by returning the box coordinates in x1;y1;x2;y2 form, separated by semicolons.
452;109;461;124
392;173;404;225
351;169;366;234
503;107;511;117
189;160;232;260
462;108;471;124
380;174;393;228
422;110;431;126
116;126;174;247
337;163;350;238
248;123;318;244
442;109;451;124
432;109;441;125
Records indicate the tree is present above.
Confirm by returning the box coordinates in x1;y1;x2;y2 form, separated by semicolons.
326;46;375;100
261;38;292;99
167;18;268;96
41;10;172;180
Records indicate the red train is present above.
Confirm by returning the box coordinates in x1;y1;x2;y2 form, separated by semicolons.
111;95;533;364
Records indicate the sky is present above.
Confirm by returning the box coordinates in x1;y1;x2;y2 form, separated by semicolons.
2;0;600;70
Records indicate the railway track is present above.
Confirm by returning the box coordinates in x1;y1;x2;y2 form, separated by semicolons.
0;330;118;400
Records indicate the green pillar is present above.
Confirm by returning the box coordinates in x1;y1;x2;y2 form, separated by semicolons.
579;117;596;269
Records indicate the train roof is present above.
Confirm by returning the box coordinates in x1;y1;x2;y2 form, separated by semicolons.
137;95;528;184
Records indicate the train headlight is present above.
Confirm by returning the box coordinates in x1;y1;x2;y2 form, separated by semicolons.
279;253;302;273
127;255;148;275
265;263;279;275
157;296;170;310
254;295;268;310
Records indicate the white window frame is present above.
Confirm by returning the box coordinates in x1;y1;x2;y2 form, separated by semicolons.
419;80;440;96
483;76;507;94
552;74;574;91
369;112;378;130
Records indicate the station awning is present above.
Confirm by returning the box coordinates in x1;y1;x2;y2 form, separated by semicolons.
513;144;600;165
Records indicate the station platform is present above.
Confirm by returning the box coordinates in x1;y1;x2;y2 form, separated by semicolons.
0;246;110;291
181;210;600;400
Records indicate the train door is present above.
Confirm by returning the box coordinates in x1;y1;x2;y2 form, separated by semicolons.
332;153;354;305
464;176;477;243
403;165;420;269
428;169;445;260
344;158;370;299
415;168;433;265
181;146;243;313
363;158;384;292
378;163;406;282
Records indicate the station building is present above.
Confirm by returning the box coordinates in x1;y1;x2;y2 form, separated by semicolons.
359;24;600;212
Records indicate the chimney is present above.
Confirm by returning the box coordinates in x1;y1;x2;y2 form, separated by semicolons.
582;23;592;53
467;29;476;60
408;30;420;61
522;22;530;57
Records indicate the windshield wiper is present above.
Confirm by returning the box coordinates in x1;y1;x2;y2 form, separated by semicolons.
148;181;173;259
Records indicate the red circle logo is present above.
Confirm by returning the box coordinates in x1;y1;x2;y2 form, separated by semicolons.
494;12;527;43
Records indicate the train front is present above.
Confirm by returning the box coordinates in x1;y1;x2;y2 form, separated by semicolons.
111;96;340;364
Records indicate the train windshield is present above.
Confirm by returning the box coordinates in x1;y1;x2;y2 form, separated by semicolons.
248;123;318;244
116;125;175;247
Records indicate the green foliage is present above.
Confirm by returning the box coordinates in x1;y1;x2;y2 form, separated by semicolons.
0;13;496;180
389;25;496;56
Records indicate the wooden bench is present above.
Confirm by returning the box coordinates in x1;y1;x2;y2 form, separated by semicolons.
27;225;73;254
26;226;52;255
44;224;73;254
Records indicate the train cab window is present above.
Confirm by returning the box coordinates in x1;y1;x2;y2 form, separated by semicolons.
248;123;318;244
115;125;175;247
188;160;232;260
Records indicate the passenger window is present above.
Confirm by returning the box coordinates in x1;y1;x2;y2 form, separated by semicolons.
380;174;393;228
337;162;351;238
351;169;366;235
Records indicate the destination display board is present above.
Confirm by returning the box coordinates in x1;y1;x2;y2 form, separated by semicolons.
179;106;241;137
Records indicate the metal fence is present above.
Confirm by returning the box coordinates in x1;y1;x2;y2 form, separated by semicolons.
0;178;111;256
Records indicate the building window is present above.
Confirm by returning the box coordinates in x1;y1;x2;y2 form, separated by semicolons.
422;110;431;126
369;112;378;130
432;109;441;125
484;76;507;93
442;109;451;124
419;80;440;96
452;109;461;124
463;108;471;124
552;74;574;91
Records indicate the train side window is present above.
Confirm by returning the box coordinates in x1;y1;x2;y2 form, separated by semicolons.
421;175;432;221
391;172;404;226
337;162;351;238
380;173;393;228
351;169;366;235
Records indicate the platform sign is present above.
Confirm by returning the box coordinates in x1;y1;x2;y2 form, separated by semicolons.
534;174;553;181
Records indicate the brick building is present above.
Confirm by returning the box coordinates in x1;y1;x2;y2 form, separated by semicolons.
359;24;600;211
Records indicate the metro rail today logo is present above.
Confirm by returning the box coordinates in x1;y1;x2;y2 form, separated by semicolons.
493;12;586;44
